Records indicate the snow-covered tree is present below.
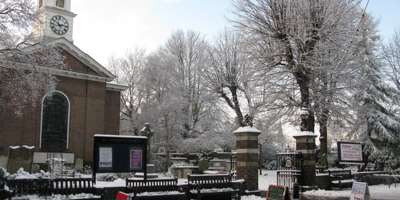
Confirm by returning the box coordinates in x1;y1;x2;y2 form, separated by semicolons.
354;19;400;170
108;48;147;134
204;30;270;127
161;30;213;138
232;0;368;166
383;30;400;91
0;0;63;116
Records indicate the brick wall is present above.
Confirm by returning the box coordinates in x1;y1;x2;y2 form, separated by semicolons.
0;51;121;162
104;90;121;135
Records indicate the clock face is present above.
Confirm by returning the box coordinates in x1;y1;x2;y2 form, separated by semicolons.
50;15;69;35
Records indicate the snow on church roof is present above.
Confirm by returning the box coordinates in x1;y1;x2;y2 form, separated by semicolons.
94;134;147;139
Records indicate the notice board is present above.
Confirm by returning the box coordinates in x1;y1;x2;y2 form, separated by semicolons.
337;141;364;164
93;134;148;180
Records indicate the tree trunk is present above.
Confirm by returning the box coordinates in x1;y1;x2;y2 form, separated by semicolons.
294;69;315;132
319;108;329;168
163;115;171;172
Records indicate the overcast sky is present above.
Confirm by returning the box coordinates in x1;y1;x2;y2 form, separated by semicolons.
71;0;400;66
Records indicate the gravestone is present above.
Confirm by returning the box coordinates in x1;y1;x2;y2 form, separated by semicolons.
7;146;34;174
0;156;7;169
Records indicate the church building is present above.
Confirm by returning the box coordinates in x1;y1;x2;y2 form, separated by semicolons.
0;0;125;164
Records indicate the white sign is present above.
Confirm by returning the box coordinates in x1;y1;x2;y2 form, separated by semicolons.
339;143;363;162
350;182;370;200
99;147;112;168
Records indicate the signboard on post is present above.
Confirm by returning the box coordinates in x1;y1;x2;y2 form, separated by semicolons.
93;134;148;182
337;141;364;164
350;181;370;200
267;185;290;200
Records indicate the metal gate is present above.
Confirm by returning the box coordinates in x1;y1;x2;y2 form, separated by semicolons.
276;152;302;191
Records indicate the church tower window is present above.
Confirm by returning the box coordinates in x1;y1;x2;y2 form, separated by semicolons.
41;91;70;152
56;0;65;8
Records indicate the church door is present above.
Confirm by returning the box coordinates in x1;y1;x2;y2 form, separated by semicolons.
41;92;69;152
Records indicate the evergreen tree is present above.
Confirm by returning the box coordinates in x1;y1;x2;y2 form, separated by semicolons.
355;17;400;170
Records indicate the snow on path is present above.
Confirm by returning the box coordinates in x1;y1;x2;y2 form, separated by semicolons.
304;184;400;200
259;170;277;190
241;195;265;200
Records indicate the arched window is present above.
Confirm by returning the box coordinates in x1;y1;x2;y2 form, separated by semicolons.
39;0;43;7
56;0;64;8
40;91;70;152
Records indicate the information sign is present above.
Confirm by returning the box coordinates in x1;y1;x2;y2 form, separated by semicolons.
350;181;370;200
337;141;364;164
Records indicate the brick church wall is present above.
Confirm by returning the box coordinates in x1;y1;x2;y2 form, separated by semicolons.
0;51;121;162
104;90;121;135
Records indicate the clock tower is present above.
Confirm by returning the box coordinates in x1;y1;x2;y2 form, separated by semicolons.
36;0;76;42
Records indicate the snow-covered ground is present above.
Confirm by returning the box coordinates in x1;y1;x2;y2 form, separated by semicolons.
11;193;100;200
304;184;400;200
241;195;265;200
259;170;277;191
8;169;400;199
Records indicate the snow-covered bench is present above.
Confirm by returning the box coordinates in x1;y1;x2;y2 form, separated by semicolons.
186;174;241;200
125;178;186;200
328;170;353;189
6;178;50;196
50;178;102;198
7;178;103;199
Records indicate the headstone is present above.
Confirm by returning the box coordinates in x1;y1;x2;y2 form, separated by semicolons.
350;182;370;200
7;146;34;174
75;158;84;171
267;185;290;200
0;156;8;169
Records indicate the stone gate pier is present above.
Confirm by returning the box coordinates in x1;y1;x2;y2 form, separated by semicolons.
234;126;261;191
293;132;317;187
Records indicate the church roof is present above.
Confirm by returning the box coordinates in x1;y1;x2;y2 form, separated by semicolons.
42;37;116;81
